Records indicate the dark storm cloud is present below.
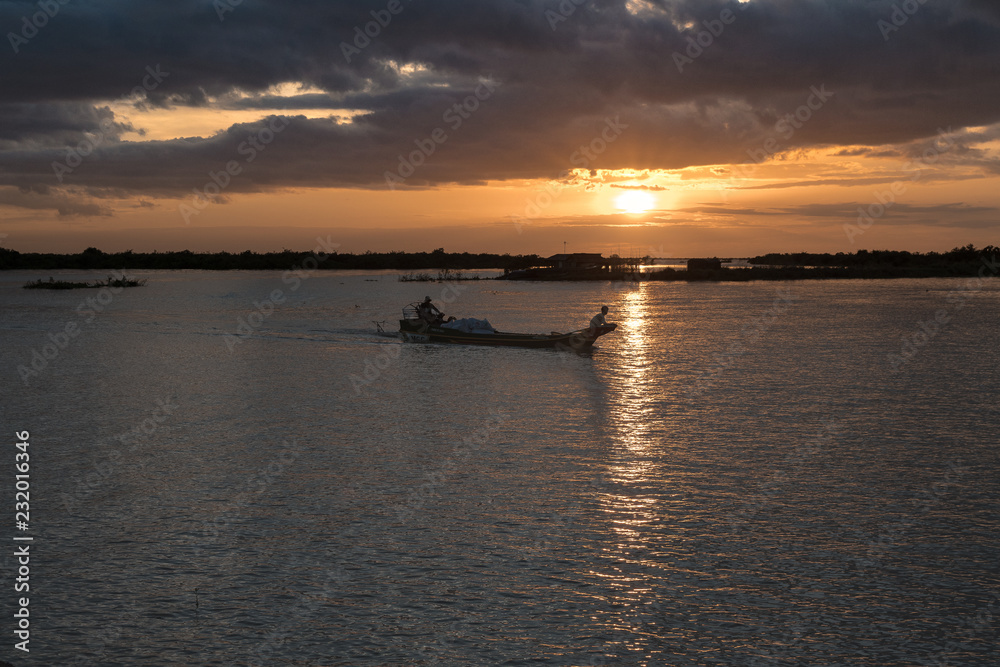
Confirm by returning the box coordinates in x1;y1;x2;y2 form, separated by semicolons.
0;103;134;149
1;0;999;211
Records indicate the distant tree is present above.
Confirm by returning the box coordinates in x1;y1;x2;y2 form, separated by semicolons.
0;247;20;270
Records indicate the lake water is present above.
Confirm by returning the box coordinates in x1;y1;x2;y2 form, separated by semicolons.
1;269;998;666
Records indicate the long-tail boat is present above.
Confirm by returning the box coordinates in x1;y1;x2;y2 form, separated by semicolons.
398;302;616;349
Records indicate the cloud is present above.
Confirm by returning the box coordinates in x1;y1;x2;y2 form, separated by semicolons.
0;0;999;206
0;103;133;150
0;186;113;217
610;184;669;191
734;173;989;190
679;201;1000;226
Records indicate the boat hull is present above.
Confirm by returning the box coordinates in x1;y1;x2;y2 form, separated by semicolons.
399;320;616;349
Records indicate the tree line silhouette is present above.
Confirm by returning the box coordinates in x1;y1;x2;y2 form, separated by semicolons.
748;245;998;268
1;244;995;280
0;246;542;272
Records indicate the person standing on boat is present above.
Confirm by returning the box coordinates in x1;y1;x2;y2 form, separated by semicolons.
589;305;610;334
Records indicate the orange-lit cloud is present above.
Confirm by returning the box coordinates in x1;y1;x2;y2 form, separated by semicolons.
1;0;998;254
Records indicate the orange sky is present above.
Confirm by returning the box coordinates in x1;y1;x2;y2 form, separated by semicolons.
6;135;997;257
2;1;998;256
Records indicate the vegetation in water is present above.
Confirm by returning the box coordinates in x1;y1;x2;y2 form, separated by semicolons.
23;275;147;290
399;268;483;282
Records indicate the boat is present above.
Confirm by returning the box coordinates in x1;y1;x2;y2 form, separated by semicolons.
398;302;617;349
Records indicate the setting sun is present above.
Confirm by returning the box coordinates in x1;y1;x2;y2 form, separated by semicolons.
615;190;656;214
1;1;998;258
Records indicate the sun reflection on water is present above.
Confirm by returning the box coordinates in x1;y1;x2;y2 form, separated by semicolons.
610;283;657;456
587;286;682;607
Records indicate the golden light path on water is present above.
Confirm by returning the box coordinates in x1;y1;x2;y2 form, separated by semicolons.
596;283;671;641
608;281;657;504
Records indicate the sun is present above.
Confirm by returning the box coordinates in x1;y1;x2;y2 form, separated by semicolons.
614;190;656;214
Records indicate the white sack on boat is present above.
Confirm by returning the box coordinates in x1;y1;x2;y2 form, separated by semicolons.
441;318;496;333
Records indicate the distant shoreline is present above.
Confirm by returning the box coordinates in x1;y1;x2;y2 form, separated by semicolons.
0;247;540;272
1;245;996;282
503;264;996;282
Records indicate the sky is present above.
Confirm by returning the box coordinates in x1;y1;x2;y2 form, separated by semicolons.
1;0;999;257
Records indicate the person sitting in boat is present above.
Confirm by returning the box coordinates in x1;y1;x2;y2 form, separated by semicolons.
589;305;610;334
417;296;446;325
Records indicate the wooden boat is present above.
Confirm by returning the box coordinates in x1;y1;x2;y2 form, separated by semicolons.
398;303;616;349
